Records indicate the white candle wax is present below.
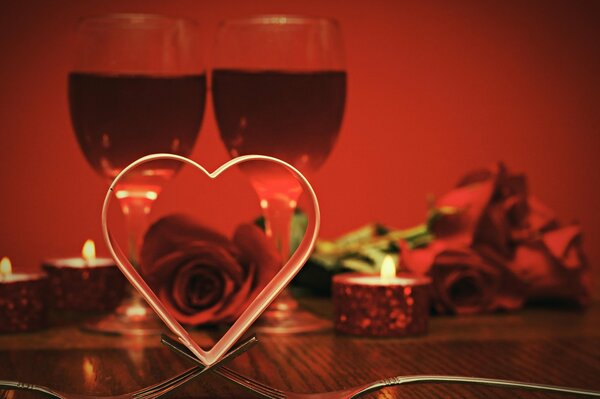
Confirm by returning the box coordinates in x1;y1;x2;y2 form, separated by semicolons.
336;273;431;286
45;257;115;268
0;273;46;283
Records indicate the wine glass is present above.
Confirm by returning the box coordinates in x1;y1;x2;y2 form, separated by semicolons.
68;14;206;335
212;15;346;333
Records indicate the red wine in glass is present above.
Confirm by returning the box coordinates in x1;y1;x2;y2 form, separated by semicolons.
213;69;346;199
69;72;206;198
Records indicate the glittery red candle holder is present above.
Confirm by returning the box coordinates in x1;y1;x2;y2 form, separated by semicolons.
0;272;49;333
332;272;431;337
42;258;127;312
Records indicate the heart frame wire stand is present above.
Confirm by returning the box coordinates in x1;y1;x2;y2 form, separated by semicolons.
102;153;323;366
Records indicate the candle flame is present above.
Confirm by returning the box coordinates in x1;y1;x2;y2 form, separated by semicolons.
0;257;12;275
380;255;396;280
82;240;96;261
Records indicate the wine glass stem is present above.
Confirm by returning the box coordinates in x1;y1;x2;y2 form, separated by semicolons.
261;194;300;311
262;196;295;260
117;194;153;267
115;192;159;318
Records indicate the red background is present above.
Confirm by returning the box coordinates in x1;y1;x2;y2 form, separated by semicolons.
0;1;598;291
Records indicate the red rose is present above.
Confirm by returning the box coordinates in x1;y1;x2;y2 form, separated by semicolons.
431;163;528;257
401;241;524;315
401;162;589;314
512;196;558;241
509;225;590;306
140;214;280;326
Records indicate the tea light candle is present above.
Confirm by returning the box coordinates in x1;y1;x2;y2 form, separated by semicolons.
0;257;49;333
332;255;431;337
42;240;126;312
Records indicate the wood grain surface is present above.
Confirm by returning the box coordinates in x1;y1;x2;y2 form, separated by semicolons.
1;299;599;399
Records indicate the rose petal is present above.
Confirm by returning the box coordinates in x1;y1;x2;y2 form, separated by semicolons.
504;196;529;228
510;242;589;305
212;261;257;321
455;162;502;187
431;249;503;314
142;250;190;290
143;242;244;290
498;173;527;200
233;223;281;290
435;268;494;315
171;262;228;314
141;214;236;276
400;239;447;275
501;174;529;229
542;225;582;269
431;179;496;246
476;245;526;311
159;289;219;325
179;242;246;284
451;164;530;255
474;203;511;257
527;197;558;233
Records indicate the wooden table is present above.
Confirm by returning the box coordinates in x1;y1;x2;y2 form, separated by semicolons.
1;298;599;398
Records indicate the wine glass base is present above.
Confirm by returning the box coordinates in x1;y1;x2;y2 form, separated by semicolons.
81;293;166;336
81;313;166;336
252;307;331;334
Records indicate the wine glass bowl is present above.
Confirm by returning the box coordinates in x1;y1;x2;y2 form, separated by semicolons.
212;16;346;174
69;14;205;199
212;15;346;333
212;68;345;199
68;14;206;334
69;73;205;200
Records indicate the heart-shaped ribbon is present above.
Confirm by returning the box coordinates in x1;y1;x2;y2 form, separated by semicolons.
101;153;320;365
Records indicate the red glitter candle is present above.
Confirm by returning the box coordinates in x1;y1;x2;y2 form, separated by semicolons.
0;257;49;333
42;240;126;312
332;256;431;337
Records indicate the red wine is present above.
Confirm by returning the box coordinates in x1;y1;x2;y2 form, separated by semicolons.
213;69;345;171
212;69;345;198
68;72;206;195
